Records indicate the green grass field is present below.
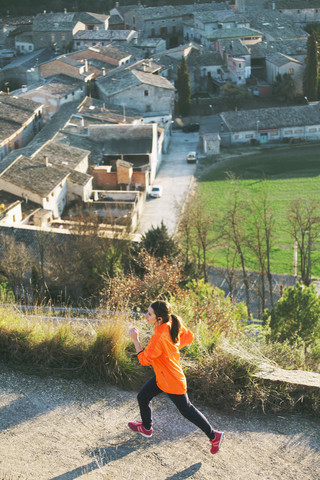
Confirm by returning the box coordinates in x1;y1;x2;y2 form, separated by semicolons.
199;144;320;276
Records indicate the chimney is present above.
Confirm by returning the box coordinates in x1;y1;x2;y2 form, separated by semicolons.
81;117;85;127
85;59;88;72
102;67;106;76
44;156;49;167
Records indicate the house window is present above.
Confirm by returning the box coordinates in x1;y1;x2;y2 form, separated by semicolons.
29;45;32;50
77;41;81;46
295;129;302;133
61;34;65;40
151;28;155;36
309;128;316;132
284;130;292;134
144;90;149;96
14;141;19;149
13;215;16;223
245;134;253;138
289;68;294;74
160;26;167;35
51;192;54;197
172;26;176;34
133;15;135;24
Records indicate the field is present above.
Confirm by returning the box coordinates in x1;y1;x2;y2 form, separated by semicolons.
199;144;320;276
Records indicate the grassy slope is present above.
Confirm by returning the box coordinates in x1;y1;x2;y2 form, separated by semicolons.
199;144;320;276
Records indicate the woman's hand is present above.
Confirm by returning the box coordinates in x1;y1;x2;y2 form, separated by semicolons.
129;327;139;340
129;327;143;354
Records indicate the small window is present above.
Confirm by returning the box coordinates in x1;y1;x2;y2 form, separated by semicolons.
51;192;54;197
289;68;294;74
144;90;149;96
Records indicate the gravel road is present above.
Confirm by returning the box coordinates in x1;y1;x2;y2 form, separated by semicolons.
0;363;319;480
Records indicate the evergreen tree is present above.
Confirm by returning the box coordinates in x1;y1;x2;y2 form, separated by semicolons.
140;221;180;259
273;73;296;103
267;282;320;346
176;56;191;116
304;32;319;101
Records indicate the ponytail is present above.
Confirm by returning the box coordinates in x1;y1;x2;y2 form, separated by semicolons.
170;313;181;344
150;300;182;344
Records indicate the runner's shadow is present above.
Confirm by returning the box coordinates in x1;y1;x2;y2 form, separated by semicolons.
165;462;202;479
49;437;144;480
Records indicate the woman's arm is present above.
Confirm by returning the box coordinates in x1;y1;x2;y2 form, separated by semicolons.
129;327;143;354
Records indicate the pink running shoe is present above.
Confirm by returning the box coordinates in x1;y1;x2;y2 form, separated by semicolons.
128;421;153;438
210;431;224;454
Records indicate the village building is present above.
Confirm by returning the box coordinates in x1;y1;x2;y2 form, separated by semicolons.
32;11;86;51
0;140;92;218
97;68;175;114
0;93;43;162
16;75;86;124
219;103;320;146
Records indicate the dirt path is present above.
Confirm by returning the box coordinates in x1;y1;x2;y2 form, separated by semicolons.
0;363;319;480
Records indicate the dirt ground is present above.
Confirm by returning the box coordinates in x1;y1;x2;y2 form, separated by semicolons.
0;363;319;480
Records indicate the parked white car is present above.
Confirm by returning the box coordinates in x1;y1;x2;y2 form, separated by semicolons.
149;185;163;198
186;151;198;163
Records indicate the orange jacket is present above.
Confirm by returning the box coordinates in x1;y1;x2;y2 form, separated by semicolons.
137;322;194;394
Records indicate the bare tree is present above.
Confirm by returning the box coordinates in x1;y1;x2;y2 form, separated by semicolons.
222;175;251;319
287;197;320;286
248;184;275;316
0;234;33;297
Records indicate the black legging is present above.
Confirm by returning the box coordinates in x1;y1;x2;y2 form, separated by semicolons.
137;375;215;439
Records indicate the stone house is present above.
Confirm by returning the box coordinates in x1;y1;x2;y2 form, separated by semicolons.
265;52;304;93
32;11;86;51
87;123;161;187
97;68;175;114
17;75;86;124
275;0;320;24
0;141;92;218
74;12;110;31
38;55;95;82
0;93;43;162
219;103;320;146
73;29;138;49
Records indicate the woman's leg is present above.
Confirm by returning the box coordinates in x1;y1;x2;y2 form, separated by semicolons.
137;375;162;430
167;392;215;439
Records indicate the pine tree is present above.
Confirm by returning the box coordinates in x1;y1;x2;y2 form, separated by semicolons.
304;32;319;101
176;56;191;116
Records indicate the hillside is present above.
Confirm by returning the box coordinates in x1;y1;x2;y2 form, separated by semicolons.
0;363;319;480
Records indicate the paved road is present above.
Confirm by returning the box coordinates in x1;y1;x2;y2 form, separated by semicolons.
135;129;199;237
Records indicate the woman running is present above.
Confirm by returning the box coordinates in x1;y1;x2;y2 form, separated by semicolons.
128;300;223;454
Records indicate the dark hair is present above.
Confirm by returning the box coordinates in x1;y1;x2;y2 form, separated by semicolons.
151;300;181;344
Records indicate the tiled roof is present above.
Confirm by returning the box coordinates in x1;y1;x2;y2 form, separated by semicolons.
275;0;320;8
74;12;109;24
74;29;136;41
206;26;262;41
92;124;154;154
0;93;42;141
218;38;250;56
221;104;320;132
98;69;174;97
0;155;70;197
245;11;308;40
266;52;302;66
250;39;307;58
33;141;90;170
